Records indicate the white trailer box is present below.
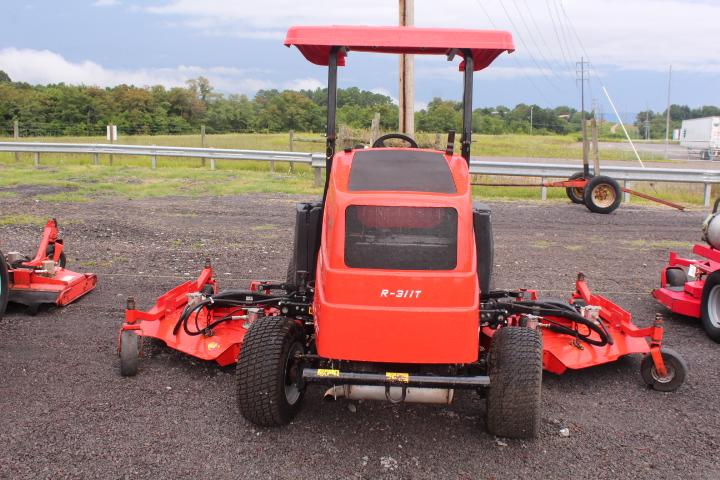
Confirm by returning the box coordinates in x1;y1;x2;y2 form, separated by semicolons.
680;117;720;159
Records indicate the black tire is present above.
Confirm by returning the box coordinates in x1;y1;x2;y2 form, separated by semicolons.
237;316;306;427
700;272;720;342
46;245;66;268
119;330;140;377
286;255;296;285
640;348;687;392
565;171;593;204
665;267;687;288
0;250;9;320
583;175;622;214
486;327;543;438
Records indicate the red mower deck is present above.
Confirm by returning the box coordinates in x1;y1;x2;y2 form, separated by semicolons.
2;219;96;314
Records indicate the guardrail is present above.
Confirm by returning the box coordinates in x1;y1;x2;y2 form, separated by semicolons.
1;142;717;205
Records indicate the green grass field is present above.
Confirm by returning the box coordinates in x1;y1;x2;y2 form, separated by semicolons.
0;132;702;206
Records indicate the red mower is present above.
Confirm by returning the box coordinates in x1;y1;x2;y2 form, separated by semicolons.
653;198;720;342
118;26;686;438
1;218;96;315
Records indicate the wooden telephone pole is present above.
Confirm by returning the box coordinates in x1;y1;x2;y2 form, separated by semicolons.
399;0;415;136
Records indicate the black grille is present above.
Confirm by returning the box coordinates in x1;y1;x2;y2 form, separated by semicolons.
344;206;458;270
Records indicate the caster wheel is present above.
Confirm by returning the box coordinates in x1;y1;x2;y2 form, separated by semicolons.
640;348;687;392
119;330;140;377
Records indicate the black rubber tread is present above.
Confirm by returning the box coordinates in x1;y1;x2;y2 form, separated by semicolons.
640;348;687;392
665;267;687;288
286;256;296;285
583;175;622;214
119;330;140;377
565;171;592;204
236;316;305;427
0;250;9;320
700;272;720;342
486;326;543;439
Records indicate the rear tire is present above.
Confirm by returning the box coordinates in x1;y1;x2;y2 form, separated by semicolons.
565;172;592;204
0;250;9;320
640;348;687;392
237;316;306;427
486;326;543;438
583;175;622;214
700;272;720;342
119;330;140;377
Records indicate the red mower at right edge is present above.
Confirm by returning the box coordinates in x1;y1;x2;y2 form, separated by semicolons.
654;198;720;342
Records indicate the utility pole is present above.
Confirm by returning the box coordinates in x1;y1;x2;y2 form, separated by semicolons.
577;58;590;176
665;65;672;159
399;0;415;136
529;105;534;135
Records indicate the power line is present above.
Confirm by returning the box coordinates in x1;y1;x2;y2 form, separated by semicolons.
512;0;570;82
495;0;564;91
545;0;574;72
513;0;565;81
472;0;550;103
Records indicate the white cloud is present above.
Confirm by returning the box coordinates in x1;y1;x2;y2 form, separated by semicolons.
92;0;120;6
0;48;316;94
371;88;398;104
284;78;324;91
142;0;720;73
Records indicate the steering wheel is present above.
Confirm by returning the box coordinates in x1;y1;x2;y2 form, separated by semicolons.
372;133;419;149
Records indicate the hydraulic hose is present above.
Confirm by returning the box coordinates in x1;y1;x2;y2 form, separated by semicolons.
498;300;613;347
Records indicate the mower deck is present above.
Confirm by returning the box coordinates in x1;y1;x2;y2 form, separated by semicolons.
121;267;682;393
653;243;720;341
3;219;96;313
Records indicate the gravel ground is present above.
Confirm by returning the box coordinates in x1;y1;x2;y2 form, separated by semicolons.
1;193;718;480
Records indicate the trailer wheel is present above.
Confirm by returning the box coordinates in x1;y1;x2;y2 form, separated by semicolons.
640;348;687;392
565;172;592;204
583;175;622;214
486;326;542;438
0;250;9;320
119;330;140;377
700;272;720;342
236;316;306;427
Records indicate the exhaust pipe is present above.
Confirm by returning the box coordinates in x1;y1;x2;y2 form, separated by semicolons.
324;385;454;404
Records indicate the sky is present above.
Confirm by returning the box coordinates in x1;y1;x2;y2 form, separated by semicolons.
0;0;719;117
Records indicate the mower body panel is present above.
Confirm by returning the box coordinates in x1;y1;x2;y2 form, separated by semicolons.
653;245;720;319
313;148;480;364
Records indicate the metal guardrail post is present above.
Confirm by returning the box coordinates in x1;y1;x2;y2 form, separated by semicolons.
34;152;40;168
151;146;157;170
540;177;547;200
704;184;712;207
210;158;216;171
314;167;322;187
623;181;630;203
93;153;99;166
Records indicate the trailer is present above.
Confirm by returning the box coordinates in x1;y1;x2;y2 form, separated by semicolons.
680;117;720;160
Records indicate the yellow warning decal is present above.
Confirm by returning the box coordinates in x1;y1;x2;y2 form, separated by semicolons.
207;341;221;351
386;372;410;383
316;368;340;377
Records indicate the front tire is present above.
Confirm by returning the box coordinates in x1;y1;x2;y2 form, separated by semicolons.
700;272;720;342
583;175;622;214
119;330;140;377
0;250;9;320
640;348;687;391
486;326;543;438
237;316;306;427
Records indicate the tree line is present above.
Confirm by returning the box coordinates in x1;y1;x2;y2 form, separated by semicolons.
0;71;716;138
634;105;720;140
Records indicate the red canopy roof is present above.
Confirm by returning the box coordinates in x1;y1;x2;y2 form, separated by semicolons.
285;26;514;71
